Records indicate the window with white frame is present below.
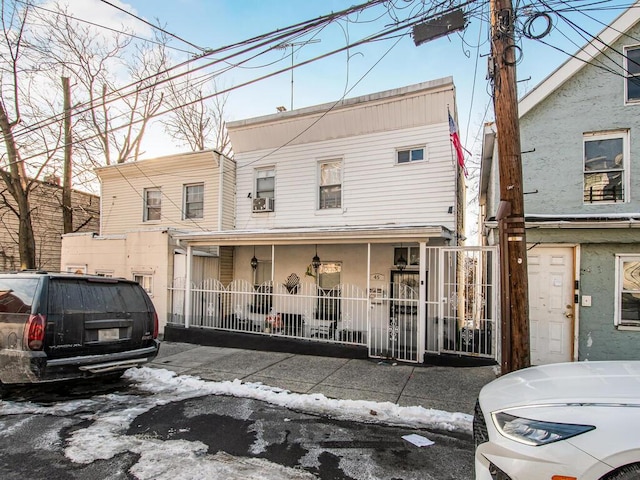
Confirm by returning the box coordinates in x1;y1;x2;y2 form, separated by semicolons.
624;45;640;103
95;270;113;277
133;273;153;296
255;168;275;199
184;183;204;219
144;188;162;221
583;131;627;203
253;168;275;212
616;255;640;328
319;160;342;209
396;146;425;164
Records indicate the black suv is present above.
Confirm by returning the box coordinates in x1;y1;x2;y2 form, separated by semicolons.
0;272;160;387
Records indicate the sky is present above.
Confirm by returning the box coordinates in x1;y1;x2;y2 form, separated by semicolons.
54;0;636;167
0;366;474;479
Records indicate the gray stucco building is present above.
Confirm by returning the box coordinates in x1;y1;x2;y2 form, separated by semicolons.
480;5;640;363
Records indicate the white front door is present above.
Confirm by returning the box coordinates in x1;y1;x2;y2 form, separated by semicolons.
527;246;575;365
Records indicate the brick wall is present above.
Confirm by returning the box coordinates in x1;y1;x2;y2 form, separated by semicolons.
0;179;100;271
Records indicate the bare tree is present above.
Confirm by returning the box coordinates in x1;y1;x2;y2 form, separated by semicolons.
35;3;170;165
0;1;58;269
0;0;171;268
161;74;231;155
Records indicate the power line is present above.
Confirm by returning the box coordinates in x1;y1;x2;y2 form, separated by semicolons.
10;0;388;142
9;0;480;166
98;0;208;52
15;0;198;56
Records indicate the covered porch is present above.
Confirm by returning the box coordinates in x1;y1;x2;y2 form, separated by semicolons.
167;225;498;364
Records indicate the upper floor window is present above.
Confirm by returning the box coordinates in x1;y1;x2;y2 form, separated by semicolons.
319;160;342;209
397;147;425;164
184;183;204;219
144;188;161;221
615;255;640;329
583;131;627;203
253;168;275;212
624;45;640;103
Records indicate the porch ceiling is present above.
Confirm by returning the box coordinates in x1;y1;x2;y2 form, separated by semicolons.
173;224;452;247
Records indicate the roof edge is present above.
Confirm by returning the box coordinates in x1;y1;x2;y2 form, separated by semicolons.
226;76;454;130
518;2;640;117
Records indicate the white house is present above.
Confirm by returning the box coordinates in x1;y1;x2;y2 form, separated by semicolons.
167;78;495;364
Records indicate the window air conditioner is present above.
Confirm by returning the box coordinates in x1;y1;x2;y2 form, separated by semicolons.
252;197;274;212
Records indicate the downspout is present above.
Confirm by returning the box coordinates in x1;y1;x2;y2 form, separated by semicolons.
418;241;427;359
367;243;371;357
185;243;193;329
218;153;224;231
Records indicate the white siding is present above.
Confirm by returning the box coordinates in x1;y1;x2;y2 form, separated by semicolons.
98;151;234;235
235;124;456;230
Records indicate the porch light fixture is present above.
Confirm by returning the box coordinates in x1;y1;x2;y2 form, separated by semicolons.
312;245;321;271
396;244;407;271
250;246;258;270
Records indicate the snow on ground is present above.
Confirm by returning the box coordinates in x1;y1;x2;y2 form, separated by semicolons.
127;367;473;433
0;367;473;479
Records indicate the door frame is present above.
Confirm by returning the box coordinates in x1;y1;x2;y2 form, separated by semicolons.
527;243;580;363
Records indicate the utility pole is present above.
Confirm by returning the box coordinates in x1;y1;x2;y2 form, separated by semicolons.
490;0;530;373
62;76;73;234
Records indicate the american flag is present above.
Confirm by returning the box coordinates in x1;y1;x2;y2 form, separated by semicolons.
448;112;468;177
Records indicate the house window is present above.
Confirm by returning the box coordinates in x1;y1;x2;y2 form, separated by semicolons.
95;270;113;277
255;168;275;199
624;45;640;103
394;246;420;267
133;273;153;296
397;147;425;164
144;188;162;221
184;183;204;219
319;160;342;209
583;131;627;203
253;168;275;212
615;255;640;328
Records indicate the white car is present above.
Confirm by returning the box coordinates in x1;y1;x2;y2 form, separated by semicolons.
474;361;640;480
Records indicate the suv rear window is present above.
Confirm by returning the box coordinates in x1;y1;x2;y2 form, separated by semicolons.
48;279;150;315
0;278;39;314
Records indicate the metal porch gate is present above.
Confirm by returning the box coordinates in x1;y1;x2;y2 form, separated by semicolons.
369;246;499;363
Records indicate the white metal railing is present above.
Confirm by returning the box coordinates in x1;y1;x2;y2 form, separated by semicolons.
167;246;499;362
169;279;369;346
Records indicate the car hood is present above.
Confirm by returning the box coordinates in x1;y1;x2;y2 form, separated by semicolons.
479;361;640;413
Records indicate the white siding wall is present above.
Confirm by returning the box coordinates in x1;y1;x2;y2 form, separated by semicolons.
98;151;231;235
235;124;456;230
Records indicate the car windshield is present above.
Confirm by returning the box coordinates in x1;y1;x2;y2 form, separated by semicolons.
0;278;39;314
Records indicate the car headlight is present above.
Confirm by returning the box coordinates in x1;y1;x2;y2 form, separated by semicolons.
493;412;595;446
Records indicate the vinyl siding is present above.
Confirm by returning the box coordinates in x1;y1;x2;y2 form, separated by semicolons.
97;151;234;235
235;123;457;230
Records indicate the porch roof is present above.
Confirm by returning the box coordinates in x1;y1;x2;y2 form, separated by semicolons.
173;224;452;247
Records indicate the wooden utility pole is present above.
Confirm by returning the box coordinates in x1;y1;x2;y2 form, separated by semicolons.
490;0;530;373
62;76;73;234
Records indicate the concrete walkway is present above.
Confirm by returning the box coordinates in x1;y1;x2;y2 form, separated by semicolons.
149;342;499;415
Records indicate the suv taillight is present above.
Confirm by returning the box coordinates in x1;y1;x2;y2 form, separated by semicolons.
153;312;159;339
25;314;46;350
